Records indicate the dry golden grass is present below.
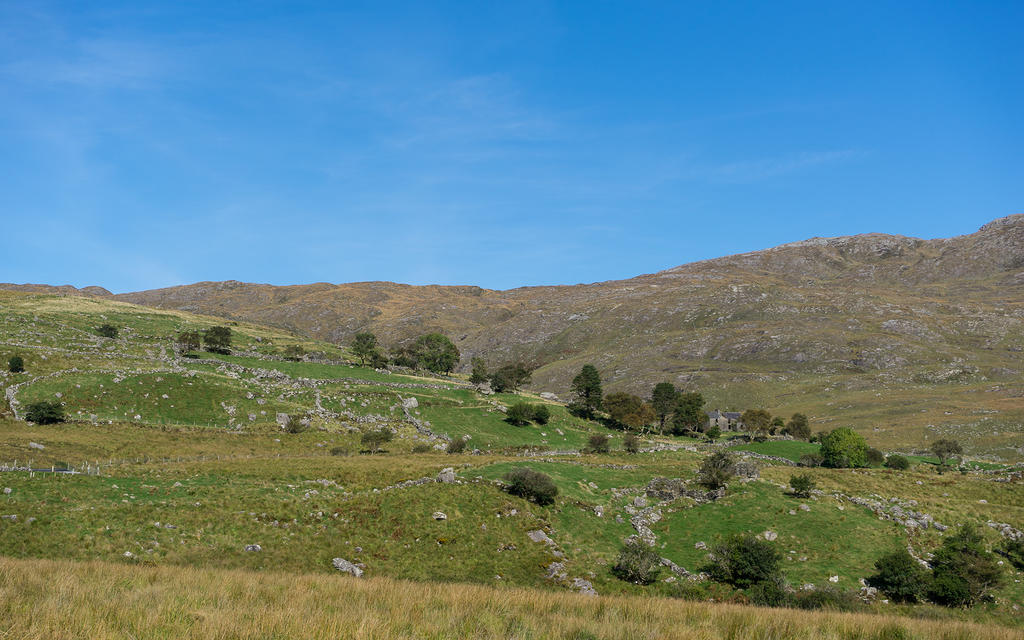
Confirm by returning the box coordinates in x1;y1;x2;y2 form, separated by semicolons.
0;557;1020;640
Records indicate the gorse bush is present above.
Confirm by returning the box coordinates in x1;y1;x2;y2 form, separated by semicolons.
25;401;65;425
531;404;550;425
928;524;1004;607
697;451;734;490
445;438;466;454
702;533;782;589
505;402;534;426
611;541;662;584
867;549;931;603
623;432;641;453
503;468;558;506
884;454;910;470
7;355;24;373
411;443;432;454
789;474;816;498
283;415;308;434
360;429;393;453
586;434;610;454
865;447;885;466
97;324;118;338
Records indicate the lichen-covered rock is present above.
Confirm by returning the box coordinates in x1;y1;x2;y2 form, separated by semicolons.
332;558;364;577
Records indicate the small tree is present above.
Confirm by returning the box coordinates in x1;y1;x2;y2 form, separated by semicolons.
604;392;655;430
997;538;1024;570
351;332;378;366
412;333;460;374
799;453;824;467
569;364;602;418
928;524;1004;607
7;355;24;373
670;392;705;435
785;413;811;440
469;357;489;385
884;454;910;470
930;439;963;467
698;451;735;490
623;432;641;453
446;438;467;454
819;427;868;468
203;326;232;355
769;416;785;435
489;363;532;393
702;533;782;589
650;382;679;433
741;409;772;439
705;425;722;441
532;404;550;425
612;541;663;584
503;468;558;505
506;402;534;426
25;401;65;425
360;428;394;453
97;324;118;338
789;473;816;498
587;434;610;454
866;549;931;603
176;330;201;354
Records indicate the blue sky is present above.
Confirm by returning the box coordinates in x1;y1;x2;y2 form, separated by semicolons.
1;1;1021;293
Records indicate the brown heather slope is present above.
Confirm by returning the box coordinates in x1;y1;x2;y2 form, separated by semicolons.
5;215;1024;457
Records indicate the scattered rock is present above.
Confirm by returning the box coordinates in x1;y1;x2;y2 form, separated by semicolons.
764;531;778;541
695;541;707;550
2;488;10;495
528;530;555;545
28;442;44;450
436;467;457;483
828;575;839;583
570;577;597;596
331;558;364;577
593;505;604;518
432;512;447;521
799;504;811;512
244;544;262;552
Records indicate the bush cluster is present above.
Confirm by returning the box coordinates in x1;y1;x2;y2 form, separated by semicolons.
445;438;467;454
697;451;735;490
7;355;24;373
611;542;662;584
506;402;550;426
884;454;910;470
503;468;558;505
25;401;65;425
586;434;610;454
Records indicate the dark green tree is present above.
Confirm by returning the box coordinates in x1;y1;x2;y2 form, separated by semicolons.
351;332;378;366
96;324;118;339
603;392;654;430
412;333;460;374
866;549;931;603
506;402;534;426
7;355;24;373
531;404;550;425
203;326;232;355
489;363;532;393
819;427;868;468
25;401;65;425
789;473;815;498
569;364;602;418
176;330;201;354
650;382;679;433
930;439;963;467
785;413;811;440
469;357;489;385
586;433;610;454
670;392;705;435
702;533;783;589
884;454;911;470
928;524;1004;607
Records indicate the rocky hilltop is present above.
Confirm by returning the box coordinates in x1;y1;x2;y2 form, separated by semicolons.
5;216;1023;400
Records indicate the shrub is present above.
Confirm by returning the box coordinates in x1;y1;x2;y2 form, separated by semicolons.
784;413;811;440
928;524;1005;607
702;533;782;589
7;355;24;373
330;446;350;456
930;439;963;466
506;402;534;426
203;326;232;355
997;538;1024;570
176;330;201;354
790;585;863;611
884;454;910;470
503;467;558;505
446;438;467;454
283;415;308;434
705;425;721;441
866;549;931;603
865;447;885;466
697;451;734;490
531;404;550;425
789;474;816;498
360;428;394;453
586;434;610;454
819;427;868;468
96;323;118;338
611;541;662;584
623;432;641;454
24;401;65;425
799;453;824;467
411;443;432;454
746;577;789;607
282;345;306;361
